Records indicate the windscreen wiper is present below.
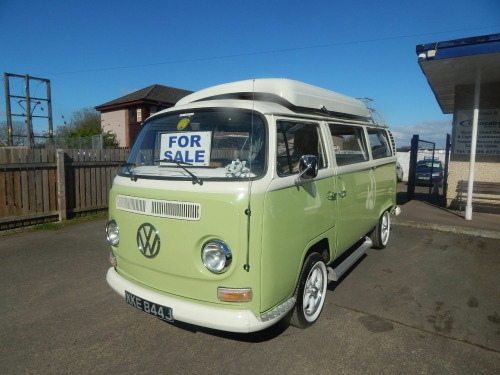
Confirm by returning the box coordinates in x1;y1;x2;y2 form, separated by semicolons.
123;162;137;181
156;159;203;185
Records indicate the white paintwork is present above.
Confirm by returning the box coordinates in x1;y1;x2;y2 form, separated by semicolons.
113;173;272;195
176;79;371;119
106;267;285;333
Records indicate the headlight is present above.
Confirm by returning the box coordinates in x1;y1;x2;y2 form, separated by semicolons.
106;220;119;246
201;241;232;274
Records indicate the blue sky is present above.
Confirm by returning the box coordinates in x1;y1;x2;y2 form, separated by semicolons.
1;0;499;147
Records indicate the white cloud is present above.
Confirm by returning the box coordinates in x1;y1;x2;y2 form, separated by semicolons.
391;119;452;148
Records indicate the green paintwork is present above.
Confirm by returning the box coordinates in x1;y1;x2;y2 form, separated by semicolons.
110;161;396;319
260;176;336;312
335;162;396;252
259;161;396;313
109;184;265;316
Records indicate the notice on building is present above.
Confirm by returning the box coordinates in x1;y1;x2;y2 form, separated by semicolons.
454;109;500;155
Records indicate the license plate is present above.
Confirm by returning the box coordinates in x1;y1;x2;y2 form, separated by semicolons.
125;291;174;323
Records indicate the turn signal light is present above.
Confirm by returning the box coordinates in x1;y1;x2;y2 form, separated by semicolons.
109;251;117;268
217;287;252;302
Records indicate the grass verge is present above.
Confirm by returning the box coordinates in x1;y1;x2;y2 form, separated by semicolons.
31;211;108;231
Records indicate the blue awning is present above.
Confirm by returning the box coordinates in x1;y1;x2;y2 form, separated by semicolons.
416;33;500;114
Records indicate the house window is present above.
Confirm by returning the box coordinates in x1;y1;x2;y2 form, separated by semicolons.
129;108;137;124
137;107;142;122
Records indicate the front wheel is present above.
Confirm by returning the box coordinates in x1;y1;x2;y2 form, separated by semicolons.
370;210;390;249
290;253;328;328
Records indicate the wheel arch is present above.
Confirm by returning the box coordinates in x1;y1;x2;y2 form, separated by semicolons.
293;237;330;293
369;203;395;235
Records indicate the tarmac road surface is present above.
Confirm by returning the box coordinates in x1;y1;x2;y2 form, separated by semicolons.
0;219;499;375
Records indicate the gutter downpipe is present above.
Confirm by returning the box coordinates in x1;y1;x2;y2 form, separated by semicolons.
465;68;481;220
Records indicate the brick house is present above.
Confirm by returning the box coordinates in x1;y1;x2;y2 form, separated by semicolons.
95;84;192;147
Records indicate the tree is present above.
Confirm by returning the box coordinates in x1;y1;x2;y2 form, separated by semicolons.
70;107;101;136
55;107;118;147
0;120;28;146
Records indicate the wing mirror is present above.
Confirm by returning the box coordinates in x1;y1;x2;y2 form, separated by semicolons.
295;155;318;183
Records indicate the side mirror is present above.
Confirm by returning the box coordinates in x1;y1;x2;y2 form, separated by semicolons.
296;155;318;182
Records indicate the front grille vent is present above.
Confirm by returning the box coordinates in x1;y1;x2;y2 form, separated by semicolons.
116;195;201;220
116;195;146;213
151;200;201;220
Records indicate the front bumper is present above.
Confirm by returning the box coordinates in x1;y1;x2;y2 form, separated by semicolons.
106;267;285;333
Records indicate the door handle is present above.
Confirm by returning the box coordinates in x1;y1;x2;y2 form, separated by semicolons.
326;192;337;200
338;190;347;198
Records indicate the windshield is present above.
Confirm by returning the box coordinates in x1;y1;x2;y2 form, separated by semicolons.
417;161;442;169
123;109;266;181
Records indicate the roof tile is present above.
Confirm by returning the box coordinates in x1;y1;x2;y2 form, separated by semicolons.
96;84;192;109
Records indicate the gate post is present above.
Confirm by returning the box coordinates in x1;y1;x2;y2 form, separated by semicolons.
407;134;419;201
56;149;67;221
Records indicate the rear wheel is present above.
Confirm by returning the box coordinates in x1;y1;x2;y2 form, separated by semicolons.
290;253;328;328
371;210;390;249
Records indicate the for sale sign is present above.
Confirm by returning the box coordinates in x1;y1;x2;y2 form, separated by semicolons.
160;131;212;166
454;109;500;155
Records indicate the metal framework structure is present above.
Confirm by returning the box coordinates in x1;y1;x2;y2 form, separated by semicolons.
4;73;53;147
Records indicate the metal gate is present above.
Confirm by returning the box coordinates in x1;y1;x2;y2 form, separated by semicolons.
407;134;451;205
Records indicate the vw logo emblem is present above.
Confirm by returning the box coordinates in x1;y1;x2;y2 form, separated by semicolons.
137;223;161;258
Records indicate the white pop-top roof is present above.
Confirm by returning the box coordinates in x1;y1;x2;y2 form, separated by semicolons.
176;78;371;119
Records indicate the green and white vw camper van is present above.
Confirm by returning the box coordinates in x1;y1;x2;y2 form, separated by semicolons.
105;79;399;333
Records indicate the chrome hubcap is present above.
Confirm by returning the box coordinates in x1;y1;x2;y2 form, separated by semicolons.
308;285;319;298
381;212;390;244
303;264;326;318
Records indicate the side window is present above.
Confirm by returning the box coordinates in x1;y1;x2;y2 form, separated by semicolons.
367;129;392;159
276;121;325;176
329;123;368;166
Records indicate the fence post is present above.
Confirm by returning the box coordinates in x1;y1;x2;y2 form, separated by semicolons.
56;149;67;221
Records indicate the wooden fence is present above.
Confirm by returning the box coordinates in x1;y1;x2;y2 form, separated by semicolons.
0;147;130;230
